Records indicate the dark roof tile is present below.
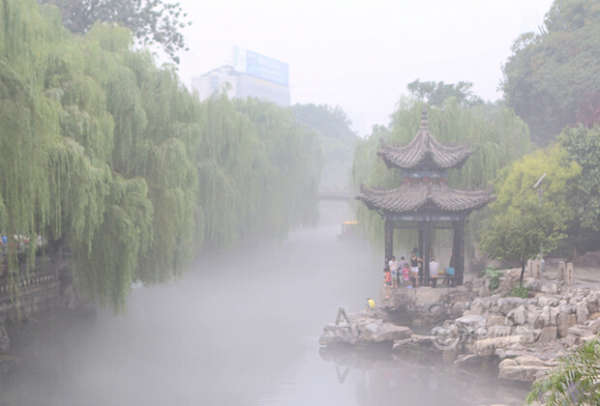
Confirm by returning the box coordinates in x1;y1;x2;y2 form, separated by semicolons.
377;111;473;170
357;182;494;214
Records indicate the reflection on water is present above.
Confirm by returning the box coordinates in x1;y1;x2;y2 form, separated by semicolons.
0;201;527;405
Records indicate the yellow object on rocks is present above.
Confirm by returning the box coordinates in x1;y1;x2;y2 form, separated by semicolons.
367;298;376;309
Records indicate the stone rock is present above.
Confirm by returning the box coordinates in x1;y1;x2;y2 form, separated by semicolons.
536;306;550;329
507;305;527;326
319;323;358;346
588;317;600;334
526;307;541;327
392;338;412;351
487;315;506;327
478;284;491;297
523;277;541;291
567;325;590;337
319;314;412;346
474;335;522;356
538;296;559;308
361;322;412;343
540;282;559;295
410;334;435;346
469;299;487;315
514;326;539;344
451;301;466;315
454;353;485;368
576;301;590;324
565;334;580;346
537;326;557;344
557;308;576;338
0;324;9;353
487;325;512;338
549;306;560;327
496;297;526;315
455;314;486;330
498;355;553;382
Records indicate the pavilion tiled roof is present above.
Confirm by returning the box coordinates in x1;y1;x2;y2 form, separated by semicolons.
357;182;494;214
377;112;473;170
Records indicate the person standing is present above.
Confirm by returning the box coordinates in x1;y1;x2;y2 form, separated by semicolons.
410;253;420;288
388;256;399;288
429;256;440;288
384;267;392;287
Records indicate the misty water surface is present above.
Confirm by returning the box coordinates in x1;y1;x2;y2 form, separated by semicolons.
1;201;527;405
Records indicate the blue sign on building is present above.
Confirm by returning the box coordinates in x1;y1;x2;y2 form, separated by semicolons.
244;50;289;87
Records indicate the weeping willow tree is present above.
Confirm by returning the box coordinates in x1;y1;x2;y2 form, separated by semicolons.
0;0;321;310
352;98;531;258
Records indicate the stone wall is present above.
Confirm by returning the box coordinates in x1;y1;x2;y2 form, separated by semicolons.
0;255;70;357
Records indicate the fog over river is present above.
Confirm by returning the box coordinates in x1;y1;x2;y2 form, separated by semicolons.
1;201;527;405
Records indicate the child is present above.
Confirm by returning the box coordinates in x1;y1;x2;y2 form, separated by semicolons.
384;267;392;287
402;263;410;286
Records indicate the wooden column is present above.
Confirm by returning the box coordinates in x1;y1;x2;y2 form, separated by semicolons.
418;223;424;260
384;219;393;266
423;222;431;286
452;219;465;285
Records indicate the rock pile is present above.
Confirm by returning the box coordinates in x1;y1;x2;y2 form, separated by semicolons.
319;310;412;346
320;268;600;384
426;271;600;382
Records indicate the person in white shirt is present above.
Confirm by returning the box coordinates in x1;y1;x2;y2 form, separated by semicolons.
388;256;399;288
429;257;440;288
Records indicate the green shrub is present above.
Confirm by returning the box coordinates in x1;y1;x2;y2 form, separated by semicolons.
483;268;501;291
509;286;529;298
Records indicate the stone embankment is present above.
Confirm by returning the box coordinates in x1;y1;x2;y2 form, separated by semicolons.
319;267;600;385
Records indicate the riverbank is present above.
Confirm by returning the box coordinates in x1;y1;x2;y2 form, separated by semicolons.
319;264;600;404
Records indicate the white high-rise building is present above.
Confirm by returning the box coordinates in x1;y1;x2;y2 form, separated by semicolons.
192;48;290;107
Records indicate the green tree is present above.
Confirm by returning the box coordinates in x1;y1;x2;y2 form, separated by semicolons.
502;0;600;144
481;203;565;286
559;125;600;254
39;0;191;63
481;146;579;285
407;79;483;107
0;0;321;309
527;339;600;405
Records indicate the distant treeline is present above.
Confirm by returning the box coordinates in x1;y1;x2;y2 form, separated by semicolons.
0;0;321;309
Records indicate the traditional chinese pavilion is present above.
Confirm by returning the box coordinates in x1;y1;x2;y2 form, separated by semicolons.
357;109;494;285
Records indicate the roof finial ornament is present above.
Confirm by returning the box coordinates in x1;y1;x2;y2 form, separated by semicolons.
420;107;428;129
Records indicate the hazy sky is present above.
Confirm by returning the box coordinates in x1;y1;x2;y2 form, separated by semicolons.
177;0;553;136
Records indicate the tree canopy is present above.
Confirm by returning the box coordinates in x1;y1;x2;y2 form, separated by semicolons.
407;79;483;107
481;146;579;283
502;0;600;145
0;0;321;309
38;0;190;63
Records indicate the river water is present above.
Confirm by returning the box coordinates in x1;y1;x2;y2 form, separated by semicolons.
1;201;528;405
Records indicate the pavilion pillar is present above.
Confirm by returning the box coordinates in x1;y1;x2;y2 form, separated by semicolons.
384;219;394;266
418;224;424;260
452;219;465;285
423;222;431;286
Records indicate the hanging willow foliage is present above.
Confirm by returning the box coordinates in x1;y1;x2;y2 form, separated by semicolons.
0;0;321;310
352;98;531;252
